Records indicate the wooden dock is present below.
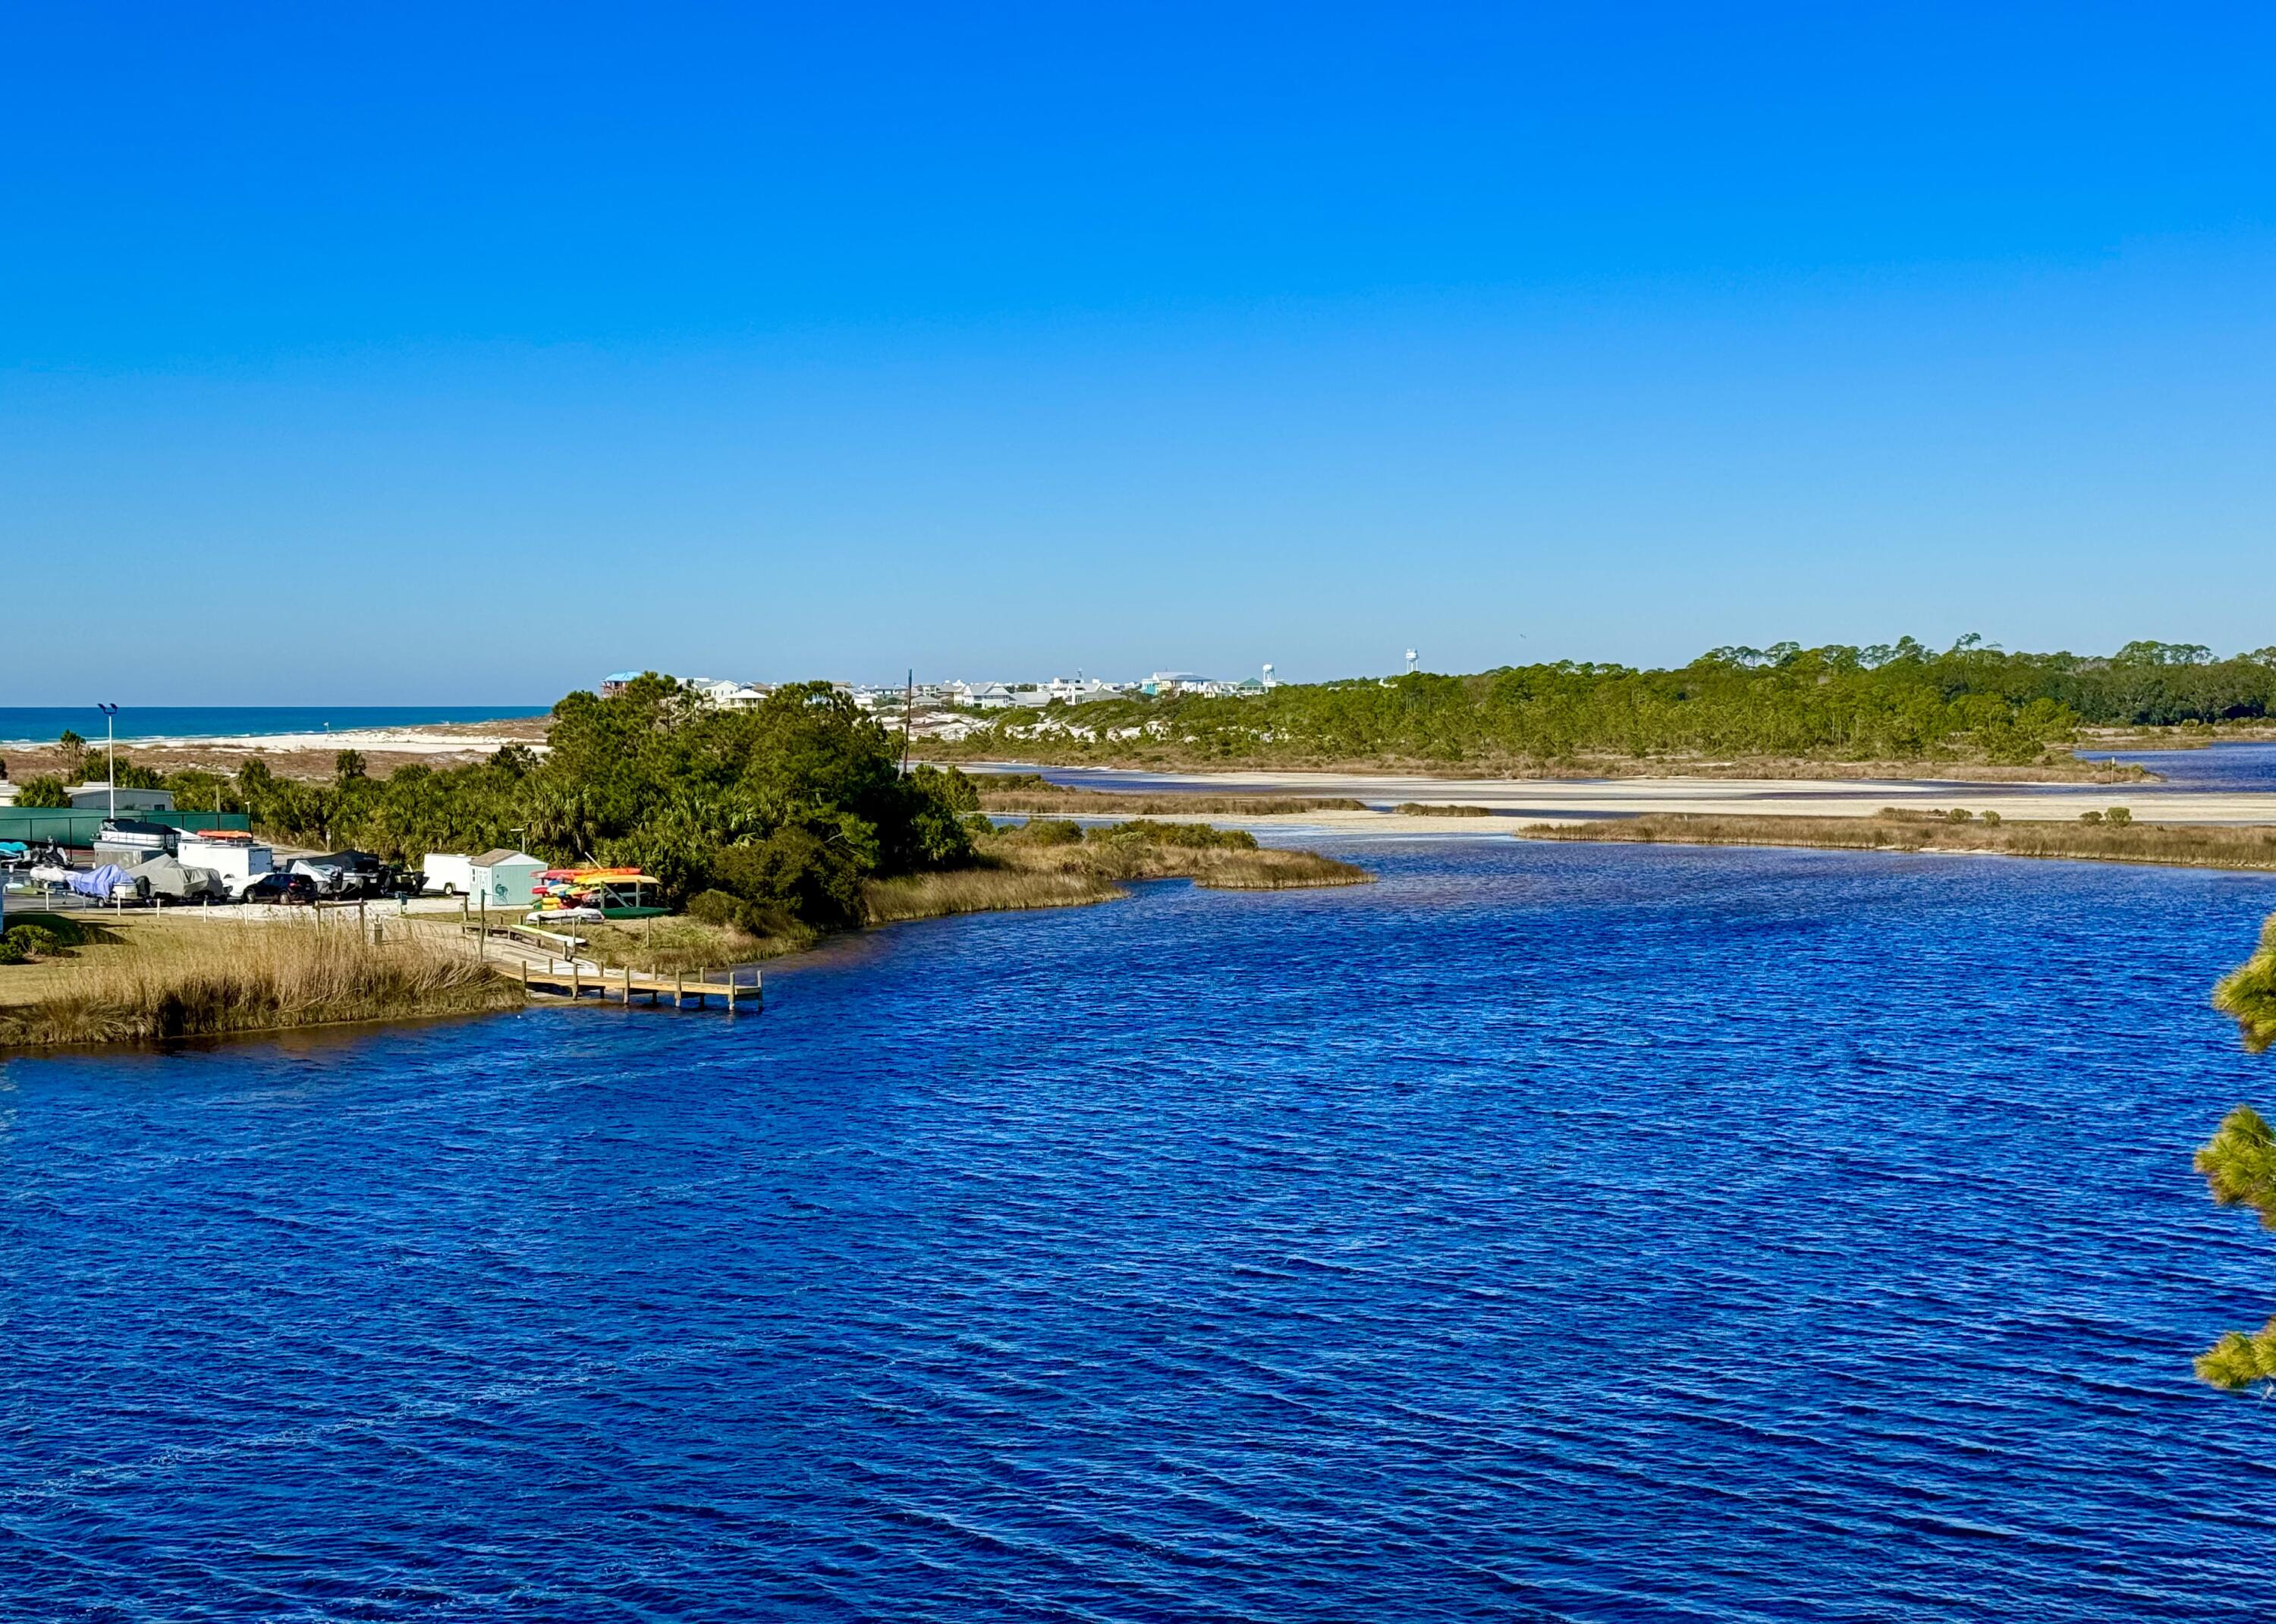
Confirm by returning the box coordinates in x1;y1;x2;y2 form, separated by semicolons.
515;956;763;1012
457;922;762;1013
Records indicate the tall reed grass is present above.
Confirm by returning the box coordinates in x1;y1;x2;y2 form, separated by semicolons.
863;865;1121;925
863;821;1372;925
976;787;1367;815
1520;812;2276;872
0;919;520;1050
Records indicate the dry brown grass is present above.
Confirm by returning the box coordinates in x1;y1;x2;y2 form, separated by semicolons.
935;745;2155;784
1394;802;1492;816
863;824;1372;925
0;917;521;1051
574;915;813;973
863;864;1122;925
1520;812;2276;872
976;787;1366;815
982;828;1372;890
1180;849;1378;889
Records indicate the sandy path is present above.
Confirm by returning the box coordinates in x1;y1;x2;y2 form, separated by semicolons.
996;765;2276;831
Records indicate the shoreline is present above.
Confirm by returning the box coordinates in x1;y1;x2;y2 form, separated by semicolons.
943;752;2156;784
1511;811;2276;874
0;825;1372;1054
968;765;2276;831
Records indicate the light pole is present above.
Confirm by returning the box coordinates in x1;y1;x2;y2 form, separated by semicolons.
96;704;119;820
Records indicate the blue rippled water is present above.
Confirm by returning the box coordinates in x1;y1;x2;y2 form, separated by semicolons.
6;840;2276;1622
2076;741;2276;792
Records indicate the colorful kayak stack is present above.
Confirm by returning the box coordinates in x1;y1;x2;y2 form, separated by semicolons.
526;866;662;921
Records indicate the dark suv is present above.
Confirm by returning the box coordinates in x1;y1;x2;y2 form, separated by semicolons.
240;872;319;906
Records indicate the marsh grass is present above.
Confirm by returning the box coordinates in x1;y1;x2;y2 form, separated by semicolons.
864;819;1372;925
575;915;815;974
863;862;1122;925
1520;811;2276;872
976;787;1366;815
0;918;520;1051
943;747;2152;784
1394;803;1492;816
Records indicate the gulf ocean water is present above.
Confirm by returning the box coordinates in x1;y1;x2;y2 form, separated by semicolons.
0;708;548;746
5;839;2276;1621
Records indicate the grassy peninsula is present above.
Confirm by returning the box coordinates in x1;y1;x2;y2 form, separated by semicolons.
868;818;1369;924
926;638;2276;778
973;773;1365;818
0;680;1370;1051
1518;808;2276;872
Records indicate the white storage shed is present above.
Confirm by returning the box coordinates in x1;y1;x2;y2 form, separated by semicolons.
470;850;547;910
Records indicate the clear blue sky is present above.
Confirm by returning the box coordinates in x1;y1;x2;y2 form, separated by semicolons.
5;2;2271;702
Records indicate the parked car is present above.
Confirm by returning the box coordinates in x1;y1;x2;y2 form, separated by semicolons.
239;872;319;906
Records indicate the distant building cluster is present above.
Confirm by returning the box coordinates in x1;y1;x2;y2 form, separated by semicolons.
595;664;1284;743
602;666;1280;711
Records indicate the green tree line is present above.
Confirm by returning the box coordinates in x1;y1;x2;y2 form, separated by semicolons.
976;638;2276;765
128;677;980;933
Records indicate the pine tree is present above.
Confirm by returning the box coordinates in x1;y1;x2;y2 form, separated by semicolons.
2196;922;2276;1390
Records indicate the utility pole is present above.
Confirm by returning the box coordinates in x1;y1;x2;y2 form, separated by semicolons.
900;668;915;774
96;703;119;818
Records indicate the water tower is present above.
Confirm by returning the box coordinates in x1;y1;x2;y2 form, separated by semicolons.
1404;649;1418;675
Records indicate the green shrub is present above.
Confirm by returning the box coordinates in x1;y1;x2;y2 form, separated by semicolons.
2107;806;2133;825
0;937;27;966
1093;819;1258;850
1980;809;2001;825
3;925;70;959
907;763;981;814
2080;810;2105;825
8;913;92;947
710;823;869;929
14;775;68;809
687;890;745;928
1011;818;1083;847
1945;808;1974;822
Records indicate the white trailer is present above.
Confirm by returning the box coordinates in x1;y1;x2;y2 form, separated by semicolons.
421;853;477;897
178;834;273;890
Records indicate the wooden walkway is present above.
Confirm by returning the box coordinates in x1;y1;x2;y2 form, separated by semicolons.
457;923;762;1013
516;958;762;1011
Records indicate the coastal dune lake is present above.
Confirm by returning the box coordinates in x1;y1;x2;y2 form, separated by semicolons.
6;840;2276;1621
